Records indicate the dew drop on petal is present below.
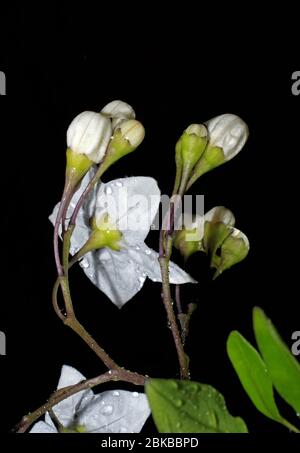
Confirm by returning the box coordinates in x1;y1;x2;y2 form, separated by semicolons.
113;391;120;397
132;392;139;398
81;259;89;268
101;404;114;415
115;181;123;187
135;245;141;251
144;249;152;255
105;187;112;195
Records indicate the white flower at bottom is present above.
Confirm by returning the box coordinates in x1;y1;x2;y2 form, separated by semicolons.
49;169;196;308
30;365;150;433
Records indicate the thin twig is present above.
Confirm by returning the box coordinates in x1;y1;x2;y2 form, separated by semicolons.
15;369;146;433
159;256;189;380
175;284;182;315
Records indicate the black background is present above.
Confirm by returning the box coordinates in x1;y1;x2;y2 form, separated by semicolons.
1;2;300;444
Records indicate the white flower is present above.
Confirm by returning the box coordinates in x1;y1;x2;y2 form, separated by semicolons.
101;100;135;129
205;114;249;161
50;169;196;308
67;111;112;164
30;365;150;433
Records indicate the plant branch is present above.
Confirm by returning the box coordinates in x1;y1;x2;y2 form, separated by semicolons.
15;369;146;433
53;275;120;370
159;256;189;379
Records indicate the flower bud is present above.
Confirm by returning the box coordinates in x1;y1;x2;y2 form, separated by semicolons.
202;206;249;278
187;114;249;189
174;215;205;261
101;119;145;171
180;124;208;167
203;206;235;259
211;227;249;279
206;114;249;161
67;111;112;164
174;124;208;194
101;100;135;129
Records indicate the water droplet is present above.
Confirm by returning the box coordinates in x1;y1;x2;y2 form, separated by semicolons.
190;384;198;393
115;181;123;187
169;381;179;390
105;187;112;195
101;404;114;415
152;278;158;282
174;399;183;407
176;421;181;429
132;392;139;398
135;245;141;251
144;249;152;255
296;413;300;417
113;391;120;397
81;259;89;268
108;370;112;375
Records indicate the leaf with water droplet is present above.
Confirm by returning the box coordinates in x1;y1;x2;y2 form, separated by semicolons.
146;379;247;433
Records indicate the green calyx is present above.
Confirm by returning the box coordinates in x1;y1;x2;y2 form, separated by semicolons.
175;125;208;194
187;146;225;190
76;214;122;259
66;148;94;185
59;424;87;433
174;227;204;262
203;221;249;279
212;230;249;279
101;129;136;173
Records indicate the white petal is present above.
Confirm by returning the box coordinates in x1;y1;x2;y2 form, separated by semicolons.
30;421;57;433
101;100;135;130
79;244;196;307
204;206;235;226
77;390;150;433
67;112;112;163
79;248;145;308
45;365;94;429
95;177;160;244
205;113;248;161
231;227;250;249
125;245;197;285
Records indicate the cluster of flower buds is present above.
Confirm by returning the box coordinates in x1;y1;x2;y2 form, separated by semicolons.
174;206;249;278
65;100;145;186
175;114;249;193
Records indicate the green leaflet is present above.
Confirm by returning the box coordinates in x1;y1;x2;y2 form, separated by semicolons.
253;307;300;414
145;379;247;433
227;331;282;423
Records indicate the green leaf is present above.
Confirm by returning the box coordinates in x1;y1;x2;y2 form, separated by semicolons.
227;331;282;423
145;378;247;433
253;307;300;414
